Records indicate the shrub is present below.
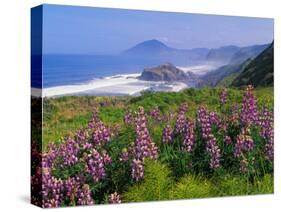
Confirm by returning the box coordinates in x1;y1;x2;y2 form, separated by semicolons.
170;175;212;199
123;160;172;202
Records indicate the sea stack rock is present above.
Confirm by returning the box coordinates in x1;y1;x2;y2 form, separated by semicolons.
139;63;188;81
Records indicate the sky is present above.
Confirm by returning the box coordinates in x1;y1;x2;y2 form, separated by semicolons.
41;4;274;54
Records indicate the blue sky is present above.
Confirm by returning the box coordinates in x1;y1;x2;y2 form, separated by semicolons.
42;4;274;54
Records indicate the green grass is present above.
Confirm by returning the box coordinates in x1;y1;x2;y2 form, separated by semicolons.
42;87;273;149
123;160;172;202
122;160;273;202
39;86;274;202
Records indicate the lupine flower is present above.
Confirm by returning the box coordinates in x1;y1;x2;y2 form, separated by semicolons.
75;129;92;150
234;128;254;158
206;134;221;169
102;150;112;165
258;108;274;161
209;111;221;126
183;121;195;152
92;120;111;146
239;159;249;173
134;106;158;160
219;88;227;105
131;159;144;181
161;112;175;122
150;106;162;122
162;125;173;144
124;110;133;124
197;106;212;139
265;135;274;161
58;138;79;168
175;103;188;135
77;184;94;205
64;177;81;203
84;149;107;182
197;106;221;169
224;135;232;145
234;128;255;172
108;192;122;204
241;85;258;126
88;110;100;129
120;148;129;162
41;168;64;208
88;110;112;146
230;104;240;125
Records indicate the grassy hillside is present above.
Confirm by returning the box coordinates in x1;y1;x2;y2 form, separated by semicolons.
32;86;274;207
231;42;273;87
43;87;273;149
198;59;251;87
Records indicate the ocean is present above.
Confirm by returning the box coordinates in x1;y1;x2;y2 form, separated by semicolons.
34;54;215;97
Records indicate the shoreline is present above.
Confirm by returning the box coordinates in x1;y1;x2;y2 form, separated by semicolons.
32;73;189;98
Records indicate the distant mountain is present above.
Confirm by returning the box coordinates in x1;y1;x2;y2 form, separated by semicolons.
138;63;195;82
229;44;268;64
122;39;209;65
123;39;172;55
198;43;271;87
206;45;240;64
231;42;273;87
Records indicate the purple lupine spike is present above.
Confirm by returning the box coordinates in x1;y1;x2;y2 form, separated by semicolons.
258;108;274;161
206;134;221;169
101;150;112;165
150;106;162;122
77;184;94;205
120;148;129;162
162;125;173;144
209;111;221;126
197;106;212;139
92;120;111;146
75;129;92;150
183;120;195;152
124;110;133;124
131;159;144;181
224;135;232;145
41;168;64;208
241;85;258;126
219;88;227;105
197;106;221;169
175;103;188;135
57;138;79;168
230;104;240;125
234;128;254;172
108;192;122;204
134;106;158;160
239;159;249;173
84;149;107;182
234;128;254;158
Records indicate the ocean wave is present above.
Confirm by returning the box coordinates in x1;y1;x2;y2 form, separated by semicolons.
37;73;188;97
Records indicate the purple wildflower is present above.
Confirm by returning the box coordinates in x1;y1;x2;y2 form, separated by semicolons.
150;106;162;122
120;148;129;162
241;85;258;126
162;125;173;144
108;192;122;204
206;134;221;169
183;121;195;152
131;159;144;181
134;106;158;160
84;149;107;182
219;88;227;105
175;103;188;135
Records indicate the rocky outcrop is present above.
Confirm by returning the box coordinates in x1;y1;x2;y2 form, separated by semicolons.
138;63;188;82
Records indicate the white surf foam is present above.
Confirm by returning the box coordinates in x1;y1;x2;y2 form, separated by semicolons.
177;64;218;76
42;73;189;97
